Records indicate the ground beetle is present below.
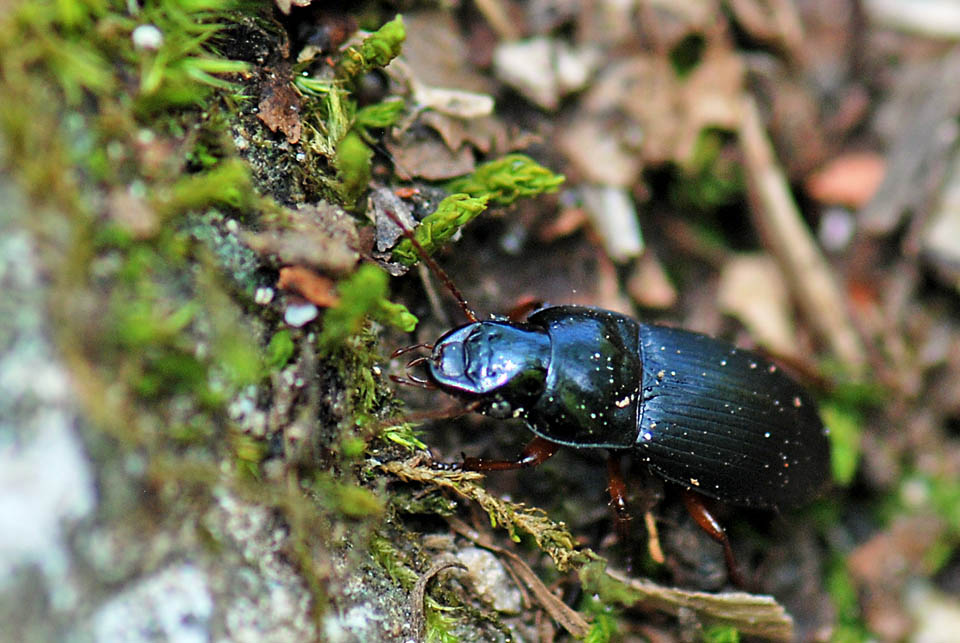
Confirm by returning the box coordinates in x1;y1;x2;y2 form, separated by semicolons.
386;210;832;585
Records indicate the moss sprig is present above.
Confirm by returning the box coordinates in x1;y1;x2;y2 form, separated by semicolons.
392;193;490;266
318;264;417;354
337;15;405;80
445;154;565;206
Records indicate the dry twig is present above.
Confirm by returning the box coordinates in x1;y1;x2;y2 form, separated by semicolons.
738;94;867;374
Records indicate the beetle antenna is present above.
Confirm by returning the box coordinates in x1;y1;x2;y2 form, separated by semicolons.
391;343;434;359
381;208;480;323
389;374;436;389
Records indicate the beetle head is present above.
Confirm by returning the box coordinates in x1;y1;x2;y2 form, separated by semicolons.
428;321;551;417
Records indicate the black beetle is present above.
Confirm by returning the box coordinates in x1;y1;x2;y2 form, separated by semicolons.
427;305;830;508
386;211;832;585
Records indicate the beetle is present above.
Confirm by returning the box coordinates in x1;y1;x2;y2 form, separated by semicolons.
385;210;832;585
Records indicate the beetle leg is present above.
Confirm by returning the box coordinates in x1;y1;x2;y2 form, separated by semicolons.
504;296;544;322
461;436;560;471
680;489;747;588
606;455;630;527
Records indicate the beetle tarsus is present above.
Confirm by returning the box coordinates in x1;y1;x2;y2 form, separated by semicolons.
431;458;464;472
461;436;560;472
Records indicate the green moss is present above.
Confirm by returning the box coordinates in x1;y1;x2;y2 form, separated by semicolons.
337;15;405;80
381;422;428;451
369;533;463;642
424;609;460;643
295;15;408;206
392;193;490;265
821;401;862;486
231;431;267;479
319;264;417;354
195;267;262;388
703;625;740;643
155;158;256;217
355;99;405;131
340;435;367;459
669;130;743;212
0;0;393;633
334;130;373;209
826;558;872;643
370;533;419;587
311;474;385;519
380;460;589;571
820;378;882;486
265;329;295;371
581;593;620;643
445;154;565;206
669;32;706;78
168;415;217;446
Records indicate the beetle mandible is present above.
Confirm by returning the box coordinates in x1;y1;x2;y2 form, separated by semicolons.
386;210;832;584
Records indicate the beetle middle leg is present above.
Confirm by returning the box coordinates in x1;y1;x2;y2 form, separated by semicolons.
607;455;666;570
680;489;747;588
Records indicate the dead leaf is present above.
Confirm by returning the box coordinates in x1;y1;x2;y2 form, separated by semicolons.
717;254;798;358
847;514;947;640
242;202;359;274
277;266;339;308
412;85;495;119
557;116;643;187
398;11;494;94
559;39;743;185
386;129;476;181
273;0;312;15
538;207;588;242
806;152;886;207
419;111;537;158
627;252;678;310
369;186;416;251
492;37;601;110
258;68;302;144
727;0;805;59
394;186;420;199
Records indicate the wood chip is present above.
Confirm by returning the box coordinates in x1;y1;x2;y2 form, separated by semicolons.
277;266;339;308
599;568;795;640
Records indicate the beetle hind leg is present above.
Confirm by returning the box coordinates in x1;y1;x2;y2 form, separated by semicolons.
680;489;747;588
606;454;631;530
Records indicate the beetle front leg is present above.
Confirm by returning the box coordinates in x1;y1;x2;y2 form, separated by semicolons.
460;436;560;471
680;489;747;588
